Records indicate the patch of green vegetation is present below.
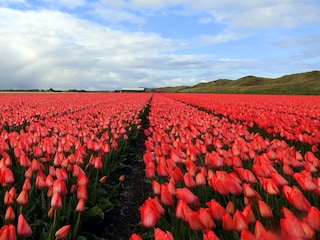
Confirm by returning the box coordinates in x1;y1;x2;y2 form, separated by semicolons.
152;70;320;95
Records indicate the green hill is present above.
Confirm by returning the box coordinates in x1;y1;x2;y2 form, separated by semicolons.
152;71;320;94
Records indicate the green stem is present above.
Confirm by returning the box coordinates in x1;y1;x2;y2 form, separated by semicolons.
49;209;58;240
72;212;81;240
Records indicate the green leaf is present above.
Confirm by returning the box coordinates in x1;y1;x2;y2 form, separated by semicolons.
83;206;104;221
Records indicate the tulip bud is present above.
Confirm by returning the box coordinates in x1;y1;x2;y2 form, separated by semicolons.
119;175;125;182
48;207;55;219
16;189;28;206
4;191;14;205
99;176;107;184
17;214;33;238
5;206;15;221
76;199;85;212
55;225;71;240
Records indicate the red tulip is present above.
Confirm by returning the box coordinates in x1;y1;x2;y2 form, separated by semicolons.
188;211;206;231
145;162;156;178
293;172;317;192
233;210;248;232
4;206;15;222
53;179;67;196
260;177;280;195
254;220;267;239
183;172;196;188
77;185;88;200
129;233;143;240
203;230;220;240
0;167;15;186
152;180;161;195
300;221;315;239
196;207;216;229
175;199;192;221
76;198;86;212
226;201;235;215
0;224;16;240
206;199;226;221
30;158;41;171
240;229;256;240
139;197;164;228
16;189;28;206
222;213;233;231
257;200;273;218
55;225;71;240
280;214;306;239
4;191;14;205
175;187;199;205
94;156;103;170
270;172;288;186
195;171;207;186
242;183;256;198
77;173;89;186
56;168;68;181
51;192;62;209
154;228;174;240
242;205;256;223
17;214;32;238
160;184;173;206
282;186;311;212
307;206;320;231
35;171;47;189
171;167;184;182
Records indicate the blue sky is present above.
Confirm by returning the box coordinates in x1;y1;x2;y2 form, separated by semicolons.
0;0;319;90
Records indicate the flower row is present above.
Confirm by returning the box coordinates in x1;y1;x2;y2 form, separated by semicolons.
131;94;320;240
0;93;152;239
166;93;320;148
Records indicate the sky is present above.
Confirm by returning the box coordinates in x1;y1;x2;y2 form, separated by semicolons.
0;0;320;90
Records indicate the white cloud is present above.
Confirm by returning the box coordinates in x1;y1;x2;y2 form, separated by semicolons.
0;7;214;90
91;6;145;25
200;31;252;43
58;0;86;9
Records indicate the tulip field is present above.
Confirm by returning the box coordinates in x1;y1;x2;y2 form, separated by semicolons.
0;93;320;240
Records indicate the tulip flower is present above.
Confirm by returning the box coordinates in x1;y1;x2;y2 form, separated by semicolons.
222;213;233;231
203;230;220;240
152;180;161;195
282;186;311;212
242;205;256;223
5;206;15;222
16;189;28;206
254;220;267;239
51;192;63;209
154;228;174;240
53;179;67;196
206;199;226;221
0;224;16;240
175;187;199;205
280;214;306;239
307;206;320;231
233;210;248;232
139;197;164;228
129;233;143;240
160;184;173;206
55;225;71;240
240;229;256;240
4;191;15;205
257;200;273;218
175;199;192;221
77;185;88;200
17;214;33;238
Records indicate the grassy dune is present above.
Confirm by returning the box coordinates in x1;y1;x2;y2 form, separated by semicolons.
154;71;320;94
